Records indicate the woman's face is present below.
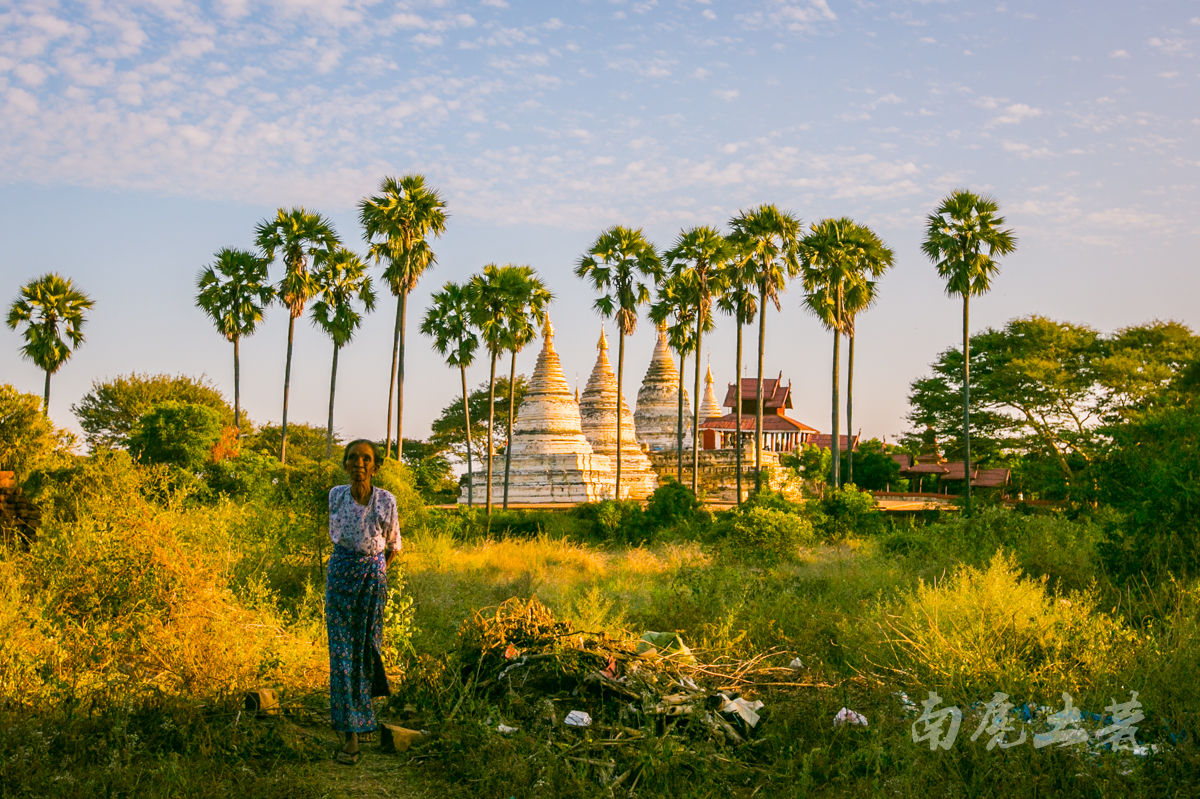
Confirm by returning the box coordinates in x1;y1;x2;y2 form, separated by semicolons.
343;442;378;483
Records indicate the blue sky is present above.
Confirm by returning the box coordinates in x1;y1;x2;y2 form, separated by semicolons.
3;0;1199;449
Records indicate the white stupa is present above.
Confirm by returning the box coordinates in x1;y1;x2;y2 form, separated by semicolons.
634;325;692;451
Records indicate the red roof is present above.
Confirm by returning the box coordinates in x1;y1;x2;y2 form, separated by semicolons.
808;433;860;452
722;374;792;410
698;413;817;433
901;463;950;475
938;463;1011;487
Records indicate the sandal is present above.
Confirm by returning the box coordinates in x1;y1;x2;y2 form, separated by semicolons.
335;749;360;765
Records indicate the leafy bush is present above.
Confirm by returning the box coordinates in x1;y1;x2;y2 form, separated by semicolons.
72;373;236;449
203;448;281;501
809;485;885;541
843;438;906;491
243;422;335;464
643;479;702;533
718;506;814;566
0;383;74;481
1097;400;1200;580
571;499;648;545
128;402;225;470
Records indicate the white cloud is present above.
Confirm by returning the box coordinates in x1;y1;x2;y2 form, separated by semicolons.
920;37;935;44
692;67;711;79
1148;37;1190;56
482;0;510;7
411;33;444;48
1110;49;1130;58
713;89;739;101
972;95;1007;109
738;0;836;32
13;63;48;87
702;9;716;20
990;103;1043;125
1159;71;1180;78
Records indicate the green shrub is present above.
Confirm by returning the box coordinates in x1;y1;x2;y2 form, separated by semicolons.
643;479;701;532
571;499;648;545
810;484;885;541
718;506;814;566
0;383;74;482
72;373;236;449
203;448;280;501
128;402;224;471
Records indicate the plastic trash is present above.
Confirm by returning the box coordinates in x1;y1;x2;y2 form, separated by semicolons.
564;710;592;728
894;692;917;714
788;657;804;670
635;631;696;663
717;693;765;728
833;708;868;727
497;724;518;734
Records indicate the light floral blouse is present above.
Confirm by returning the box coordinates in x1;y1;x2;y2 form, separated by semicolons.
328;485;400;557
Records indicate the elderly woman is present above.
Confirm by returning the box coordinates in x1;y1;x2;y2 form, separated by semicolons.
326;439;400;765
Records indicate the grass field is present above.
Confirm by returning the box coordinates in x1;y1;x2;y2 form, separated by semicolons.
1;458;1197;797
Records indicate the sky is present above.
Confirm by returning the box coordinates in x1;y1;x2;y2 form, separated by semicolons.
2;0;1199;452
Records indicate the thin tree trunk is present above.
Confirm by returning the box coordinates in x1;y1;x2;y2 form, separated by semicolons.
755;287;767;493
963;295;972;515
503;351;516;510
43;369;51;414
846;331;854;485
676;351;685;483
280;313;297;464
326;343;340;459
385;292;403;458
233;335;241;434
691;322;703;496
461;364;474;507
735;322;743;505
395;290;408;462
486;351;497;514
616;332;625;500
831;329;841;489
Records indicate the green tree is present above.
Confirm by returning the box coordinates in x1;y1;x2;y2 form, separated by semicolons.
429;376;528;462
663;226;731;494
72;373;234;450
195;247;275;432
420;281;480;506
497;269;552;510
650;274;704;483
255;207;340;463
846;438;905;491
244;422;332;464
575;226;663;499
467;264;539;513
728;205;802;493
6;273;94;413
801;219;893;486
922;190;1017;513
310;248;377;458
1095;320;1200;420
128;401;224;471
359;175;448;461
0;384;71;481
401;438;457;503
715;261;759;504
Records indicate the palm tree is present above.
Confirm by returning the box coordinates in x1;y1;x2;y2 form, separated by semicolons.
466;264;533;514
311;248;377;458
842;227;893;484
255;207;340;463
663;227;730;494
499;270;553;510
727;205;803;493
420;282;480;506
715;265;757;505
922;190;1017;513
650;274;703;483
575;226;663;499
195;248;275;433
6;273;94;413
359;175;448;461
801;219;894;486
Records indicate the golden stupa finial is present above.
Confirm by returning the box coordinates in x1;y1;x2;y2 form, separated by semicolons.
598;326;608;351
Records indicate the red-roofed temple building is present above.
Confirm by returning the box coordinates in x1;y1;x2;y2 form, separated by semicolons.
697;374;820;453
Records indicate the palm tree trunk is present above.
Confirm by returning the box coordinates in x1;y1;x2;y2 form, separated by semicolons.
326;343;340;459
691;322;703;496
676;351;685;483
735;322;743;505
846;331;854;485
385;292;403;458
962;295;972;514
395;290;409;462
486;351;497;514
233;335;241;434
503;351;516;510
755;288;767;493
831;330;841;488
43;369;51;414
615;332;625;500
461;364;474;507
280;313;297;464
